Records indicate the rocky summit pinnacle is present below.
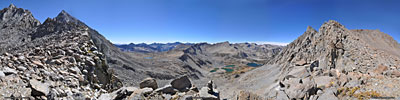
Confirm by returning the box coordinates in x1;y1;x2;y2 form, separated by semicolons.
8;4;16;9
0;4;40;53
55;10;84;25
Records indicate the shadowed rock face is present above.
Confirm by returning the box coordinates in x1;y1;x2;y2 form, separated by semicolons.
0;4;40;53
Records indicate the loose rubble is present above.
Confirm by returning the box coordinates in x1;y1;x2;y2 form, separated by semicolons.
99;75;220;100
0;4;121;99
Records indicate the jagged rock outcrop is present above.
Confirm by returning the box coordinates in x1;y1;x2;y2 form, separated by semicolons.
246;20;400;99
0;4;40;53
221;20;400;100
0;4;121;99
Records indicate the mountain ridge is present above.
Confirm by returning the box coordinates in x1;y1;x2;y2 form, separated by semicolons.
229;20;400;99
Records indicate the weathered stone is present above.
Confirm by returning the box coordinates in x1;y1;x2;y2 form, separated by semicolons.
154;85;177;95
98;93;114;100
68;67;80;74
373;64;388;75
287;66;310;79
237;91;263;100
180;95;193;100
126;87;139;93
276;91;289;100
295;59;307;66
85;60;95;66
0;71;5;79
314;76;334;88
32;60;44;68
199;87;219;100
3;67;17;75
171;75;192;92
345;79;360;87
390;70;400;77
139;78;158;90
17;66;27;71
30;79;50;96
283;78;314;99
99;87;139;100
140;88;153;95
317;88;338;100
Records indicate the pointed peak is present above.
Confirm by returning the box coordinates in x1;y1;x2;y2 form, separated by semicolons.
54;10;85;26
306;26;316;32
8;4;16;9
59;10;69;16
322;20;345;28
56;10;72;18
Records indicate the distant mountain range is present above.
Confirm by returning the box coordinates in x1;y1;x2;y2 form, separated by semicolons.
115;42;194;53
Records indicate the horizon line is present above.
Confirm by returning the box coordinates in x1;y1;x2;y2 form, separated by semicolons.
112;41;290;46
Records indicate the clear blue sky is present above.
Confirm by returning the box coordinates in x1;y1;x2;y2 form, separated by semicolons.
1;0;399;44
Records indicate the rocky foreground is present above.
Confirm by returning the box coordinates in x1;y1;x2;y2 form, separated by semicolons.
0;4;223;100
99;76;220;100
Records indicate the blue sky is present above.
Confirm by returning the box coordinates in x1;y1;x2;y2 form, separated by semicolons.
1;0;399;45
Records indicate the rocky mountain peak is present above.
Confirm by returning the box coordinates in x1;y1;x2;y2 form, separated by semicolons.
0;4;40;53
0;4;39;26
305;26;316;33
55;10;84;25
318;20;346;34
272;20;400;76
8;4;16;9
320;20;345;30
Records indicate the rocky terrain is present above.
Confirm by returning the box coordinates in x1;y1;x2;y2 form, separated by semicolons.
0;4;121;99
1;4;400;100
0;4;221;99
223;20;400;100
